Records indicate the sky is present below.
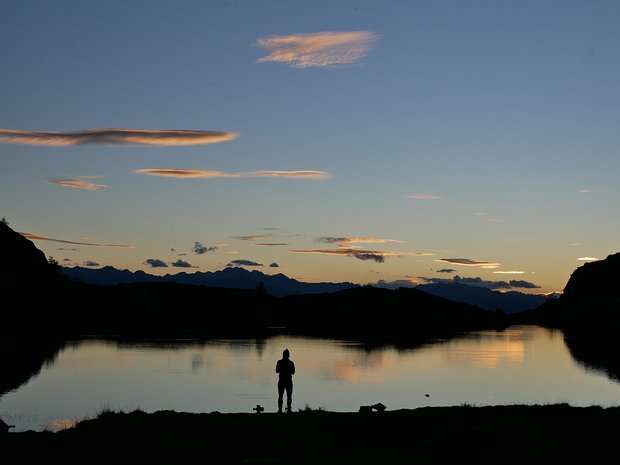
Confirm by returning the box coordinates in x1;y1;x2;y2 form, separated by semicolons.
1;0;619;295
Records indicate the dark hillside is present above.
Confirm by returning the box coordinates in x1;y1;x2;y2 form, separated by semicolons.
513;252;620;380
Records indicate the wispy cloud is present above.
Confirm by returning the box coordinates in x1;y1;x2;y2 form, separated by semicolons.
20;232;131;248
171;259;193;268
46;177;108;190
289;248;431;263
255;243;289;247
493;271;525;275
232;235;267;241
436;268;456;273
133;168;332;180
318;236;405;245
405;194;443;200
269;262;280;268
0;128;238;146
578;188;591;193
255;30;379;69
435;258;501;269
577;257;598;261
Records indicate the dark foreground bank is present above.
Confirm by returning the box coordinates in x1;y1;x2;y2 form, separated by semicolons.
2;404;618;464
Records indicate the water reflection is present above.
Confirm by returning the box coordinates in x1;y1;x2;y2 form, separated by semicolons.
1;326;619;432
442;328;529;368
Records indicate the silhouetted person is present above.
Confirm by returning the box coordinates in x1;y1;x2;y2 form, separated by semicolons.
276;348;295;413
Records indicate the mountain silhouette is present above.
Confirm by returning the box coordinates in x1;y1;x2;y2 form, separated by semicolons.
516;252;620;328
1;220;56;286
416;282;546;313
62;265;547;312
514;252;620;381
61;265;358;296
1;221;505;341
1;221;67;396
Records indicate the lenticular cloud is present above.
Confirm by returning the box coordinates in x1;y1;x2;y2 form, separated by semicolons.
133;168;332;180
0;128;239;146
256;30;379;69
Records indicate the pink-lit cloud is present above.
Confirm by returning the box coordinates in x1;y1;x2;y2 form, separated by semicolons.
435;258;501;269
319;236;405;244
133;168;332;180
46;177;108;190
0;128;238;146
20;232;132;248
256;30;379;69
289;248;433;263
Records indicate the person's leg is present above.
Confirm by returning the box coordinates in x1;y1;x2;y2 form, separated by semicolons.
277;380;284;412
286;381;293;411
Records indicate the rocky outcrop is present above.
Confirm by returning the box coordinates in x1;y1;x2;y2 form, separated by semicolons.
562;252;620;304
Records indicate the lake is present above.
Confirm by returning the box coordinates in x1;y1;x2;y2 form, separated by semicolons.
2;325;620;432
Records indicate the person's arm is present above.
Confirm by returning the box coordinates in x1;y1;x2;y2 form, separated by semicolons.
291;361;295;375
276;360;281;373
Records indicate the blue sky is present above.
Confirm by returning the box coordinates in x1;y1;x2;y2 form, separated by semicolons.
2;0;619;294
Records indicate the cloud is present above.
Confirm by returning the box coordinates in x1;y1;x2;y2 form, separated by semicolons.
374;278;420;289
83;261;99;267
144;258;168;268
255;243;289;246
318;236;404;244
133;168;332;180
0;128;238;146
255;30;379;69
192;241;217;254
420;275;540;290
171;259;193;268
435;258;501;269
508;280;541;289
269;262;280;268
232;235;267;241
493;271;525;275
577;257;598;261
227;259;263;267
436;268;456;273
20;232;132;248
289;248;430;263
46;177;108;190
405;194;443;200
578;188;591;193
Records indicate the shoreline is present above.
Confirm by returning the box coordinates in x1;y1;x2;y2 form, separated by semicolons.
4;404;619;463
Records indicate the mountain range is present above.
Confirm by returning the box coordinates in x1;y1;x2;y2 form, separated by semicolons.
61;265;358;297
61;265;548;312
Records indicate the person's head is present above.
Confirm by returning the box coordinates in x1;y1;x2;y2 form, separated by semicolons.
283;348;290;359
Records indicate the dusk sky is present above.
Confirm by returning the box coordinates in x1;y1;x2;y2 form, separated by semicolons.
2;0;619;295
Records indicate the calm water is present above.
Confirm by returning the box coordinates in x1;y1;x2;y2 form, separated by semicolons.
2;325;620;432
